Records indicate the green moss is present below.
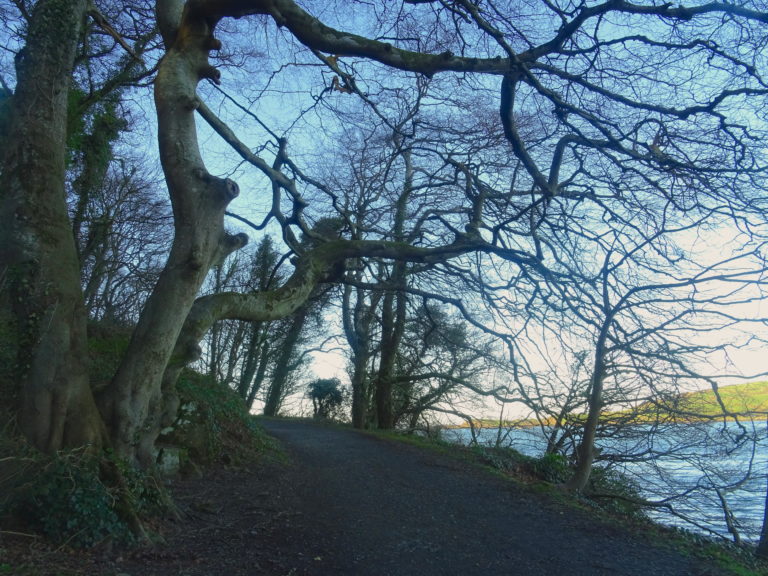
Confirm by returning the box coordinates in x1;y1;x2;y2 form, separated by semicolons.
161;370;272;468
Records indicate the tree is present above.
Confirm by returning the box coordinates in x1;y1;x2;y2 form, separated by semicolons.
342;281;383;429
308;377;346;420
2;1;766;489
201;238;278;392
557;232;768;492
261;303;314;416
390;303;493;429
1;0;105;452
77;160;172;324
0;0;159;454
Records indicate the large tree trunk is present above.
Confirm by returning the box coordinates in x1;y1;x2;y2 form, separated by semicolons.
263;307;309;417
0;0;106;452
97;1;246;465
374;270;407;429
343;284;379;429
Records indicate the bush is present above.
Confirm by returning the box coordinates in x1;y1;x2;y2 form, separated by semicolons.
0;431;171;548
25;455;129;547
471;445;639;516
1;442;129;548
160;369;270;468
587;465;644;516
307;377;346;420
471;445;532;477
533;452;571;484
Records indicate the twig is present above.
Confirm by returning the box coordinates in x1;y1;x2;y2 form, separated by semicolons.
87;7;144;64
0;530;40;538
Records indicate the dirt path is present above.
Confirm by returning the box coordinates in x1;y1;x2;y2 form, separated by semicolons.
253;419;708;576
6;419;722;575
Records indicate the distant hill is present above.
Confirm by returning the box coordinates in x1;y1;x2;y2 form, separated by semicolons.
459;381;768;430
669;381;768;419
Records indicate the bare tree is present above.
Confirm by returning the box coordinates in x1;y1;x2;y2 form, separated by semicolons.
77;160;172;324
390;302;494;429
3;1;767;485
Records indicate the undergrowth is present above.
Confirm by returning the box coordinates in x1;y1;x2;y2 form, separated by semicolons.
472;444;644;516
0;434;165;548
162;369;272;468
0;368;270;550
0;331;271;550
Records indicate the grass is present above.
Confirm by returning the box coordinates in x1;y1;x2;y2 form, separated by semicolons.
678;381;768;417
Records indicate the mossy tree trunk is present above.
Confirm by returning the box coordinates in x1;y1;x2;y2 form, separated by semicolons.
96;0;247;466
0;0;106;452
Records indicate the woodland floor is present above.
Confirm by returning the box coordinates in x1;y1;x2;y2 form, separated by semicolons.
1;418;746;575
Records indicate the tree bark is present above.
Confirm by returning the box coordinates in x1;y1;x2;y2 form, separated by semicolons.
374;268;407;429
263;307;309;416
0;0;106;452
97;0;246;465
566;325;609;492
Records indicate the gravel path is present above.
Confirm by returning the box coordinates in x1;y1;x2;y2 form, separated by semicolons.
5;418;721;575
258;418;711;576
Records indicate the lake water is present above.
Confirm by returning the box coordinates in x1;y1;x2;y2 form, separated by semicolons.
441;422;767;543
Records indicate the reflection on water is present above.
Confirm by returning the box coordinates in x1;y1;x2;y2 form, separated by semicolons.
442;422;767;543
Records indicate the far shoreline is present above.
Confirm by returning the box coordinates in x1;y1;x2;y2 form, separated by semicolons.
443;412;768;430
443;381;768;430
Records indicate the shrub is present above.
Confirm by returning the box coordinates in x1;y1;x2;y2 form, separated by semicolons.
471;445;531;477
0;432;171;548
160;369;270;467
587;465;645;516
1;444;130;548
533;452;571;484
307;377;346;420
